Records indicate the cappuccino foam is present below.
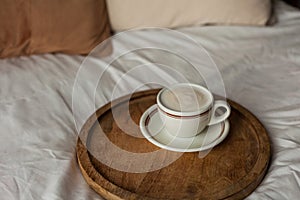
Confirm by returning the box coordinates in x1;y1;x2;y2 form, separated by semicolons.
160;86;211;112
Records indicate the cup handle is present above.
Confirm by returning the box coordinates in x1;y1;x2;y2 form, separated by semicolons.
208;100;231;126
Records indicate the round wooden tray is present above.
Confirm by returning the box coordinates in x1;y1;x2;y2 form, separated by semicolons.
76;89;271;200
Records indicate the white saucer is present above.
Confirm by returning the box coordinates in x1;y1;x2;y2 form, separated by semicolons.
139;105;230;152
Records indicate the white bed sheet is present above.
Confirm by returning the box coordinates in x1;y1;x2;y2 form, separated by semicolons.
0;1;300;199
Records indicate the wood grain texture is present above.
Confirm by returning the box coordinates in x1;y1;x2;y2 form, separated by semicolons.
77;89;271;200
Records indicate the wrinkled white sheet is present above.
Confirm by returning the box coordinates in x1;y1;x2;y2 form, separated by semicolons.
1;1;300;199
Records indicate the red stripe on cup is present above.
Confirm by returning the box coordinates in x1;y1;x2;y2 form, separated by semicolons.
158;107;211;119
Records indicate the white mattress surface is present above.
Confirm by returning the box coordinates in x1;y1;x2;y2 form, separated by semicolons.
0;1;300;199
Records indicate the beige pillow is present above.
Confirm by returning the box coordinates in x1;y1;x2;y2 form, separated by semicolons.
106;0;272;31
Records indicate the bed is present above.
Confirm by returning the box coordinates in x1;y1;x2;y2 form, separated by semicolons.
0;1;300;199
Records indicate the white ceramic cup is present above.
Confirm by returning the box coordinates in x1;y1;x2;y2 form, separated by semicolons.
157;83;230;138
